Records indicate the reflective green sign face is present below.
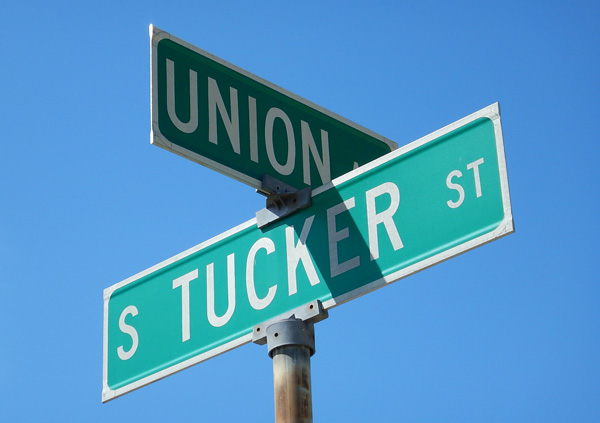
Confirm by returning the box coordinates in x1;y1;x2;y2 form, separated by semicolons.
103;104;513;402
150;26;396;190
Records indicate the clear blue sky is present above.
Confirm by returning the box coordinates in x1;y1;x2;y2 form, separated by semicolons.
2;1;599;422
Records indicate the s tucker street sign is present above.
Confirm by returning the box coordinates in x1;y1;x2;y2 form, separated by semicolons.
103;103;513;402
150;25;396;190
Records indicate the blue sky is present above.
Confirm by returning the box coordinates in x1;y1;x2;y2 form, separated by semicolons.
1;1;599;422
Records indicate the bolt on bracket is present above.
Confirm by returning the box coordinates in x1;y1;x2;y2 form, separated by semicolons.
252;300;328;356
255;175;311;229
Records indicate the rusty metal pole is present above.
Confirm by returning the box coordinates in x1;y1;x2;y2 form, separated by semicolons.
253;301;327;423
272;342;313;422
267;318;316;423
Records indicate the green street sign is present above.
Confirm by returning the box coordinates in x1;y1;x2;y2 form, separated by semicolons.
103;103;513;402
150;25;396;190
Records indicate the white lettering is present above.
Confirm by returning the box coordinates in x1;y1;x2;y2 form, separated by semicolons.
265;108;295;175
365;182;403;261
286;215;320;296
446;170;465;209
246;238;278;310
327;198;360;277
173;269;199;342
467;158;484;198
248;96;258;163
208;77;240;154
166;59;198;133
301;121;331;186
447;157;485;208
206;254;236;328
117;305;139;361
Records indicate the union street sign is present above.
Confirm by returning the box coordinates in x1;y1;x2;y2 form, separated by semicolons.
150;25;396;190
103;103;513;402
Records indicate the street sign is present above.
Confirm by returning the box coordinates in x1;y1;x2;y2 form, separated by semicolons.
103;103;513;402
150;25;396;190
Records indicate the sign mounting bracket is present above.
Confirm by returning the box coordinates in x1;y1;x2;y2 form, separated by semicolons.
255;175;312;228
252;300;328;347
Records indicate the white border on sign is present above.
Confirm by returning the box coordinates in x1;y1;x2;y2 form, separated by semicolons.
319;102;513;308
104;101;513;402
149;24;397;190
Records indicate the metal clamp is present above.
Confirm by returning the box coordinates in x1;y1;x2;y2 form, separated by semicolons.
252;300;328;357
265;318;315;357
256;175;311;229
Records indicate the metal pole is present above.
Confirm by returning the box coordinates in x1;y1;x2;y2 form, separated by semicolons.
272;344;313;423
253;301;327;423
266;318;316;423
